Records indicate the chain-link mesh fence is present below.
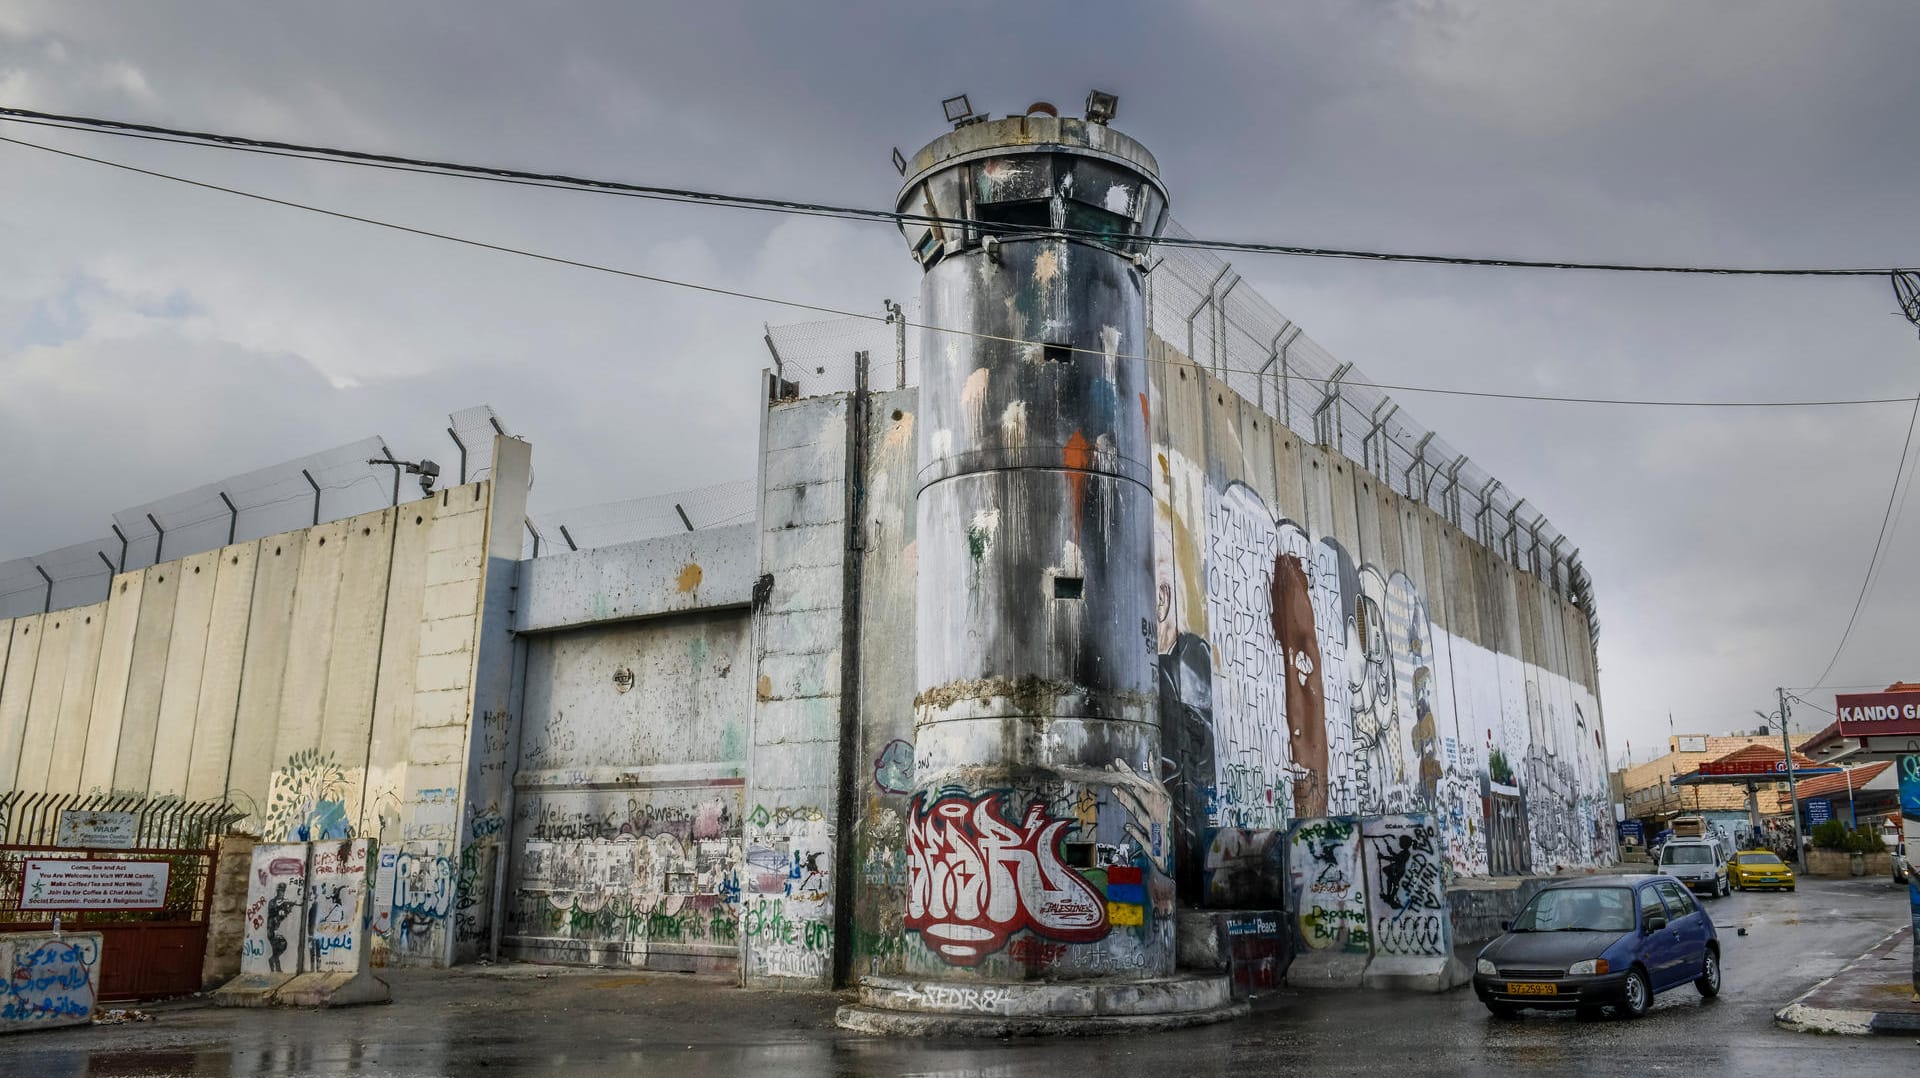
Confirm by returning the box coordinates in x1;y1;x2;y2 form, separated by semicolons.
764;300;920;398
525;478;756;557
0;407;519;619
762;218;1596;633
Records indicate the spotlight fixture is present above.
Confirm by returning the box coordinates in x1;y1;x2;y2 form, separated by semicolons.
1085;90;1118;124
941;93;974;124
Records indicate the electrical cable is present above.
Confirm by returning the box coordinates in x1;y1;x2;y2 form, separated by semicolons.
1806;389;1920;688
3;132;1913;413
4;105;1917;278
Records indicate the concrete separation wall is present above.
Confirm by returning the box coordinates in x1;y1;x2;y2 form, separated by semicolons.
742;389;856;989
0;436;534;971
514;524;755;633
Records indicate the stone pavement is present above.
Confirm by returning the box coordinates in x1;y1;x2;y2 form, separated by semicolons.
1776;925;1920;1035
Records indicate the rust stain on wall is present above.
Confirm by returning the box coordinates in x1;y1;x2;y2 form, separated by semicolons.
676;563;704;592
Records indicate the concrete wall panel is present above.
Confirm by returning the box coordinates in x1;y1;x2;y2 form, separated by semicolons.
317;508;397;830
47;602;108;794
185;544;259;802
363;500;437;840
112;565;180;795
15;612;73;791
745;396;848;989
514;525;757;635
148;550;221;797
78;573;143;794
1297;443;1334;537
228;536;303;824
1270;425;1307;525
274;520;349;769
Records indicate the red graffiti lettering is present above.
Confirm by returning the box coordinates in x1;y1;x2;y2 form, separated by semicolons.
905;792;1110;966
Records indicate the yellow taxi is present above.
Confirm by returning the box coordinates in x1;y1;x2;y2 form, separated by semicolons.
1728;850;1795;891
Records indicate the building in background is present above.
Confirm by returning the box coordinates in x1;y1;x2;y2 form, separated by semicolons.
1617;734;1814;849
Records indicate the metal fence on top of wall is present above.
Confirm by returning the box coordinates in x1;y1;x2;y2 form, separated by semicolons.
763;220;1598;637
525;478;757;558
0;406;517;619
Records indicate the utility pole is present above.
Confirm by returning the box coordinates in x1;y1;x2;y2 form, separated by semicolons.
1778;686;1804;871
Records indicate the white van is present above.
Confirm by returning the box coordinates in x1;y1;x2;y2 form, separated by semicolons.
1659;837;1729;898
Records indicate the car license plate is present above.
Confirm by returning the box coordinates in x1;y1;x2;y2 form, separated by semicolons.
1506;982;1558;996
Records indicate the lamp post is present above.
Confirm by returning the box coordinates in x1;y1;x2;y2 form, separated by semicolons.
1755;689;1804;871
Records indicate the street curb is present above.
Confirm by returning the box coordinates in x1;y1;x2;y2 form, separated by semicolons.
1773;926;1918;1037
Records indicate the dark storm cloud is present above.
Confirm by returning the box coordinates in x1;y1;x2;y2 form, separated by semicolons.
4;1;1918;752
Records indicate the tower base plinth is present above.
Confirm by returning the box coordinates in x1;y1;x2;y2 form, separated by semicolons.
834;973;1246;1037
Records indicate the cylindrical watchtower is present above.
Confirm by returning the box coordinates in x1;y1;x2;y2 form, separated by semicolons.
897;98;1174;982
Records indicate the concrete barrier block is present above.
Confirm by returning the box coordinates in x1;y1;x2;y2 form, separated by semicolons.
1;932;101;1034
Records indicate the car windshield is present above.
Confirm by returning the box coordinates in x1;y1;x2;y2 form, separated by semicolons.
1662;845;1714;865
1740;853;1784;866
1512;887;1634;932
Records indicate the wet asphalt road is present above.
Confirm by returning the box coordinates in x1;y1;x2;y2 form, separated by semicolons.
3;876;1913;1077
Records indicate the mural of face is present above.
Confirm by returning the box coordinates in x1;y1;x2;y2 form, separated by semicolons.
1271;552;1328;816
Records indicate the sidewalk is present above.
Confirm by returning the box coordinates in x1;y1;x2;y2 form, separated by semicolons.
1775;925;1920;1035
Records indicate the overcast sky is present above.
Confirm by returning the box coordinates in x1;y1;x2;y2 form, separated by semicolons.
3;1;1917;760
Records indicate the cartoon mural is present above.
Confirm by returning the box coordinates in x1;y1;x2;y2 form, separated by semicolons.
1157;471;1609;883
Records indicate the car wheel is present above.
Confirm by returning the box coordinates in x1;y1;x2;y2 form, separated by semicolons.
1696;949;1721;998
1718;875;1730;898
1619;968;1652;1019
1485;1002;1521;1019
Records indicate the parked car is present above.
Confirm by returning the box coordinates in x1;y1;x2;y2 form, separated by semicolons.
1727;849;1795;892
1659;838;1730;897
1474;875;1722;1019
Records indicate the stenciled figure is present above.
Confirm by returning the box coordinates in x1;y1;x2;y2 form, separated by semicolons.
265;882;293;973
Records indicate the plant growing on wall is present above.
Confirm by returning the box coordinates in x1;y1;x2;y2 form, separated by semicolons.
1488;749;1515;787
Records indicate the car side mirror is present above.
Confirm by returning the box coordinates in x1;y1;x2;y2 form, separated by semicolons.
1643;913;1668;934
1499;920;1510;932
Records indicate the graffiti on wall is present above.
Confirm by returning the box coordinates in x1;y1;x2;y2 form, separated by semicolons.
1362;815;1448;957
264;748;353;842
1;935;98;1026
743;802;830;979
904;790;1110;966
241;843;309;975
1157;475;1609;879
306;839;371;972
1201;828;1286;908
873;739;914;796
1286;817;1367;953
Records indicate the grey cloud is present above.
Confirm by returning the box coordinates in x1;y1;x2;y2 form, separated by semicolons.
3;0;1917;755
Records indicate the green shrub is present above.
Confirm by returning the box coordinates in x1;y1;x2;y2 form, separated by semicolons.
1811;819;1851;850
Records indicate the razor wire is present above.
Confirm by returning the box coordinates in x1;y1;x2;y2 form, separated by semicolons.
0;407;519;619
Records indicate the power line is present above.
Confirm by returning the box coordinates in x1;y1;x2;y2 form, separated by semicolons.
3;132;1913;414
1807;389;1920;688
4;104;1918;278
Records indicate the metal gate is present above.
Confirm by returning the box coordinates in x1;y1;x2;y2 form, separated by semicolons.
1487;790;1531;877
0;792;237;1001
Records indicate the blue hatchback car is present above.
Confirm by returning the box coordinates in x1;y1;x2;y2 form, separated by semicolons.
1473;874;1722;1018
